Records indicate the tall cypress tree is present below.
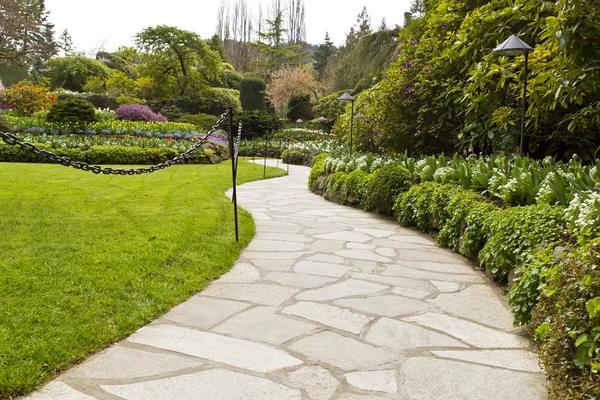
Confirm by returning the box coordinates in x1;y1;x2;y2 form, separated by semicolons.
313;32;335;76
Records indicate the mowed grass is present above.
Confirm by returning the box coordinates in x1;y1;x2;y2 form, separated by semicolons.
0;161;286;398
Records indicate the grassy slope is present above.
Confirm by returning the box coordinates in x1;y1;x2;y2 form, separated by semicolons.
0;161;285;398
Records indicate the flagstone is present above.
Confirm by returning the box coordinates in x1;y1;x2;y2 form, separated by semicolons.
345;370;397;393
288;366;340;400
294;260;353;278
264;271;337;289
296;279;388;302
128;325;303;373
201;283;299;306
335;250;392;262
365;318;467;350
159;296;251;330
282;301;372;334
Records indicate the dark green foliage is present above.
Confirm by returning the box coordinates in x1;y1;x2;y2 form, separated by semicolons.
287;95;313;122
160;105;183;121
308;153;329;190
364;164;414;214
240;77;267;111
437;188;488;251
47;98;97;124
44;56;113;92
57;92;118;110
530;239;600;399
344;170;372;207
235;110;282;139
479;205;566;281
176;113;219;132
281;149;311;166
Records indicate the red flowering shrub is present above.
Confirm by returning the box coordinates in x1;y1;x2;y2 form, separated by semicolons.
115;104;167;122
2;83;57;115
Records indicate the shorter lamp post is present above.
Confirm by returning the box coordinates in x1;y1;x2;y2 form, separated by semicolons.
493;35;533;156
338;92;356;156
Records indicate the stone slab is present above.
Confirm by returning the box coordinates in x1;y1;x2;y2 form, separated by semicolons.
350;272;432;290
289;331;397;371
159;296;251;330
345;370;397;393
68;346;202;379
335;250;392;263
244;251;314;260
282;302;372;334
246;240;307;252
102;369;301;400
127;325;302;373
212;306;318;345
395;260;476;274
26;382;96;400
354;228;396;238
217;263;260;283
294;260;353;278
403;313;530;349
288;366;339;400
310;240;346;252
381;265;484;283
251;259;295;272
255;233;314;243
347;243;376;250
265;271;337;289
306;254;346;264
365;318;467;350
430;280;461;292
391;287;432;299
400;358;547;400
202;283;299;306
296;279;388;302
334;295;430;318
431;350;543;373
428;285;515;330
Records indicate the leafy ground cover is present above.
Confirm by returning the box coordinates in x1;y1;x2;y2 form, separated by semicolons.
0;161;285;398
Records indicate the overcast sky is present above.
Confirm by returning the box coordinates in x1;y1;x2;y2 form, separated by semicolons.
45;0;413;54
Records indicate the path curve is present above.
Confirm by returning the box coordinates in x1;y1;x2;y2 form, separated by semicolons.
27;162;548;400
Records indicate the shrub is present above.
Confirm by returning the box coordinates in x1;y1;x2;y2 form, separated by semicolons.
44;56;113;92
47;98;97;125
235;110;283;139
2;83;57;115
308;153;329;191
106;72;136;96
56;93;119;110
115;104;166;122
221;69;243;91
240;77;266;111
364;164;414;214
160;105;183;121
479;205;566;281
176;113;219;132
530;239;600;399
344;170;372;207
0;115;13;132
117;95;146;105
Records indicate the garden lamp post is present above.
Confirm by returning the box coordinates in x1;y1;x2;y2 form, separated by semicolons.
493;35;533;156
338;92;356;156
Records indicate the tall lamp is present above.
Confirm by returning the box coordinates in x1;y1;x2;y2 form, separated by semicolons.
493;35;533;156
338;92;356;156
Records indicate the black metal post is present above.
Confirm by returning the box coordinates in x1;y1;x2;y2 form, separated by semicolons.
286;138;290;175
228;108;239;242
520;52;529;157
263;133;268;179
350;101;354;157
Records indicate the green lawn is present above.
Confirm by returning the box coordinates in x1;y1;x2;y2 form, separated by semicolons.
0;161;285;398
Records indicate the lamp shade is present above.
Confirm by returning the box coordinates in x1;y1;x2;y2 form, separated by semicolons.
295;119;303;123
317;116;327;122
493;35;533;56
338;92;355;102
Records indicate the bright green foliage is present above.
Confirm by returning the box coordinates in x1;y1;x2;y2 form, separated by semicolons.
508;246;558;326
106;72;136;97
479;205;565;281
135;26;222;98
2;82;57;115
333;0;600;158
234;110;283;139
46;98;96;125
312;92;345;127
176;113;219;132
530;239;600;399
96;51;137;79
364;164;414;214
239;77;267;111
308;153;329;190
44;56;113;92
0;162;285;398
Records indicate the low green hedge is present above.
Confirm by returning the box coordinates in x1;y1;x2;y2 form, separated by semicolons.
309;158;599;397
0;142;217;165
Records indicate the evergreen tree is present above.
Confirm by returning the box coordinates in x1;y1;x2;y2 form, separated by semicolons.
409;0;427;18
379;18;388;31
313;32;335;76
253;12;306;76
59;29;73;56
356;7;371;37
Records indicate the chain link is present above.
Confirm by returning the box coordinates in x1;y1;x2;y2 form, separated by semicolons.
0;110;230;175
233;121;243;160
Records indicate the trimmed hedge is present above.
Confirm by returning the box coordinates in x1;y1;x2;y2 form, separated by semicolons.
0;142;219;165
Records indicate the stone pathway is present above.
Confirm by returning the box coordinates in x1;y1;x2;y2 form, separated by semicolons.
26;162;548;400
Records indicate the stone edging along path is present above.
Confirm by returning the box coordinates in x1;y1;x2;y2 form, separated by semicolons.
26;162;548;400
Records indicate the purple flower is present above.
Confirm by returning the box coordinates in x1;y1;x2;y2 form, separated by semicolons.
424;67;430;72
116;104;167;122
365;119;371;123
378;118;383;124
411;37;418;44
417;127;423;132
372;130;378;135
406;60;413;68
442;23;448;28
